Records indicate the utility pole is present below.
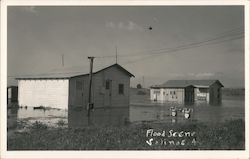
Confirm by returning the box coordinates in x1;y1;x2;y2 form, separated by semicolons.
115;46;118;64
143;76;145;88
61;54;64;67
87;56;94;126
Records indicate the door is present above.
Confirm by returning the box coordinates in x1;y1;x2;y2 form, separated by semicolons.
104;80;112;107
75;80;84;106
153;93;158;101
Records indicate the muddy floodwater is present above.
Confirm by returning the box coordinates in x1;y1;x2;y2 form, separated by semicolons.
130;97;244;123
7;95;244;128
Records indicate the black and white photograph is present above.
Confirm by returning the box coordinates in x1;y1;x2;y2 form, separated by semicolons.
1;0;249;158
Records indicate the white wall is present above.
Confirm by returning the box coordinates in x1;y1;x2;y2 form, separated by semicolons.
165;88;185;102
195;88;209;102
150;88;161;101
18;79;69;109
150;88;185;102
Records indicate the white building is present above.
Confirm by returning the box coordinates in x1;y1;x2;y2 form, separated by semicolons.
17;78;70;109
150;80;223;103
16;63;134;112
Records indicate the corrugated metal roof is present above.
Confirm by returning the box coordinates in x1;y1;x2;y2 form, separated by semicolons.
15;63;134;80
151;80;223;88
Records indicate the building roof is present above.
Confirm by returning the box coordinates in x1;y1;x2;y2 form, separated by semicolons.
151;80;224;88
71;63;135;78
16;63;134;80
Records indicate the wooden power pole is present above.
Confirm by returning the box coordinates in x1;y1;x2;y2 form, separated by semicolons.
115;46;118;64
87;56;94;126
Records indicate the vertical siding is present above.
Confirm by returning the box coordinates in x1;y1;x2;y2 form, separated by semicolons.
18;79;69;109
166;88;185;102
68;65;131;128
150;88;160;101
209;82;222;104
69;67;130;108
93;66;130;108
69;76;89;108
150;88;185;102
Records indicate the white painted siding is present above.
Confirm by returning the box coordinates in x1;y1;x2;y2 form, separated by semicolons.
195;88;209;102
18;79;69;109
165;88;185;102
150;88;185;102
150;88;161;101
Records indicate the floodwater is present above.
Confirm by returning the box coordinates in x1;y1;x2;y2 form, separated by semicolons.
130;97;245;123
7;107;68;128
7;96;244;129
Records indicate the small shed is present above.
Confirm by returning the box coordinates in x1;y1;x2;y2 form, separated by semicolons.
150;80;223;104
68;63;134;127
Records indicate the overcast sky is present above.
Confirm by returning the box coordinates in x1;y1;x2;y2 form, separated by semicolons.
7;6;244;88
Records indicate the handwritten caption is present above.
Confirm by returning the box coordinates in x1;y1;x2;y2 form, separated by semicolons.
145;129;197;146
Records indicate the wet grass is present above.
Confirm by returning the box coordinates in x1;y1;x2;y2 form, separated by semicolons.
7;119;244;150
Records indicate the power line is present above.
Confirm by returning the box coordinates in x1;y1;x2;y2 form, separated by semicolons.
95;26;243;59
121;34;244;65
8;27;244;78
8;33;243;78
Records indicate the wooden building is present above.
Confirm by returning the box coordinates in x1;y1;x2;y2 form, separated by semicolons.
68;64;134;127
150;80;223;104
16;63;134;127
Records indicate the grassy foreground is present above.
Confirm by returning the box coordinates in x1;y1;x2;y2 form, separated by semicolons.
8;119;244;150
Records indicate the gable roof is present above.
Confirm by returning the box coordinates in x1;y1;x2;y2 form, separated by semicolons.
151;80;224;88
71;63;135;78
16;63;134;80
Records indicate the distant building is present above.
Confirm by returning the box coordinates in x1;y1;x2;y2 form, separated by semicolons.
150;80;224;103
16;63;134;127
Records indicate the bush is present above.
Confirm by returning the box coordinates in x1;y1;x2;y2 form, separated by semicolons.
29;121;48;130
7;119;245;150
57;120;66;127
136;84;142;89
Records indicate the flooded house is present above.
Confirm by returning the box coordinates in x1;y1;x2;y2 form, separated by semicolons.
16;63;134;127
68;63;134;128
16;77;69;109
150;80;223;104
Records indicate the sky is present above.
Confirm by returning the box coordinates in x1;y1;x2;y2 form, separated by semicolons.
7;6;245;88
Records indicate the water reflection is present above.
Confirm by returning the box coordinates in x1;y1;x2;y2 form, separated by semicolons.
68;106;129;128
130;98;244;123
7;107;68;129
7;97;244;129
7;108;18;129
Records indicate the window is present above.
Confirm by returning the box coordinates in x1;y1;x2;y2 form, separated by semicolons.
163;92;165;95
154;90;160;94
173;91;176;95
119;84;124;95
106;80;110;90
199;88;208;93
76;81;83;90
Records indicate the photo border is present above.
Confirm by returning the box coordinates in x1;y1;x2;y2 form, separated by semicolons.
1;0;249;159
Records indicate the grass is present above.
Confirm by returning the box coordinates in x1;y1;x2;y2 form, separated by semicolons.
7;119;244;150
